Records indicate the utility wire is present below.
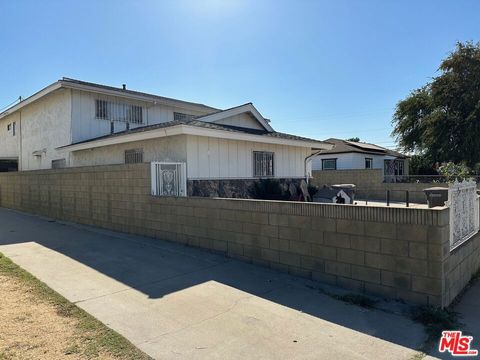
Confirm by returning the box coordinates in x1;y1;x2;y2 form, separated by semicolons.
0;96;21;112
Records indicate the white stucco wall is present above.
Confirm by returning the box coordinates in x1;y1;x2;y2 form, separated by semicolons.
0;112;20;159
312;153;389;171
186;135;309;179
18;89;72;171
71;90;212;143
70;135;188;167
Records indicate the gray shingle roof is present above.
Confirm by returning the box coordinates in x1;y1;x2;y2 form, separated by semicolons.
60;78;219;112
318;138;407;158
66;119;329;148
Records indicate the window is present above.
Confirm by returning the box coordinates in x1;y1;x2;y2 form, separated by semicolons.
322;159;337;170
174;112;195;121
95;99;143;124
253;151;274;177
51;159;66;169
125;149;143;164
365;158;373;169
396;160;405;175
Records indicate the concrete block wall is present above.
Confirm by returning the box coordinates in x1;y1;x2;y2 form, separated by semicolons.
0;163;476;307
311;169;448;204
311;169;384;195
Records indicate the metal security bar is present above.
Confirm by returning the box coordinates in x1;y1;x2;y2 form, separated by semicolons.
173;112;195;121
95;99;143;124
151;162;187;197
125;149;144;164
253;151;274;177
447;180;480;250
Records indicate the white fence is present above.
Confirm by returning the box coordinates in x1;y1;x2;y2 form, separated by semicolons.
447;180;480;250
151;162;187;197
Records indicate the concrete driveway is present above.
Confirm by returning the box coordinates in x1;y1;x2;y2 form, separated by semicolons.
0;208;427;359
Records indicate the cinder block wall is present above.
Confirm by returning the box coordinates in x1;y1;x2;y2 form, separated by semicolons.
311;169;384;194
311;169;448;203
0;164;475;307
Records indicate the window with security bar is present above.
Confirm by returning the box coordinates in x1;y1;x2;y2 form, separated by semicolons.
173;112;195;121
125;149;144;164
253;151;274;177
95;99;143;124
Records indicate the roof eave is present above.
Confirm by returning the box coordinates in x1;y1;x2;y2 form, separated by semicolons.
58;125;331;152
0;81;62;120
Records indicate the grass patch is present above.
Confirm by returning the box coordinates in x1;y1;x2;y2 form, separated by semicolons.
410;305;459;346
333;293;378;309
0;252;152;359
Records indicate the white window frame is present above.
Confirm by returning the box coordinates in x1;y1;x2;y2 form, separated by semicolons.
365;157;373;169
253;151;274;177
322;158;337;170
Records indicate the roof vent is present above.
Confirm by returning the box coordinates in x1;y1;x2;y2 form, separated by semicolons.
122;84;127;90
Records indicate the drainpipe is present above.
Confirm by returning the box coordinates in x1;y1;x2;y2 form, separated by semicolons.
304;150;322;184
19;111;22;171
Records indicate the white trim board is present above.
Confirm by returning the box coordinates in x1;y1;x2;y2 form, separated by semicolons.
59;125;330;152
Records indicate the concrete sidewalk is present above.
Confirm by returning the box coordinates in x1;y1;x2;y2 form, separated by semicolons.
0;208;427;359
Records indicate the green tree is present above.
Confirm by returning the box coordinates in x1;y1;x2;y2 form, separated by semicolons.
346;137;360;142
392;41;480;167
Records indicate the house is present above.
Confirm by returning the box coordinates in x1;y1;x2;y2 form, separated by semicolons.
0;78;332;196
311;138;408;179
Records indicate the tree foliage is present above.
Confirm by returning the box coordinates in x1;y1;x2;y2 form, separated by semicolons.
392;41;480;167
346;137;360;142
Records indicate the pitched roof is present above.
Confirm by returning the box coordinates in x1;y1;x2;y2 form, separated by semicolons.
317;138;407;158
59;78;219;111
0;77;219;120
64;119;330;148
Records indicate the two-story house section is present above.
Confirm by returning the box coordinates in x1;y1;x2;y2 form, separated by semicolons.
0;78;332;196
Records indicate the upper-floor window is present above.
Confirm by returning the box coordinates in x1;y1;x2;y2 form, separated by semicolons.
253;151;274;177
95;99;143;124
6;122;15;136
322;159;337;170
365;158;373;169
173;112;195;121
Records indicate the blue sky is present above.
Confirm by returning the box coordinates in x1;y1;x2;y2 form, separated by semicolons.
1;0;479;148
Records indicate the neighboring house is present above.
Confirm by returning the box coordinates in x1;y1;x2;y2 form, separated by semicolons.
0;78;332;196
312;138;408;178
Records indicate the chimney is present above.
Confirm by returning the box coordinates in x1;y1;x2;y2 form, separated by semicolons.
122;84;126;90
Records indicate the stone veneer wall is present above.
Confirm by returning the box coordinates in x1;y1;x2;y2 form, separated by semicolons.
0;163;478;307
187;178;303;198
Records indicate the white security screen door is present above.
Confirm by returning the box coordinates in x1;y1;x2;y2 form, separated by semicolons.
151;162;187;196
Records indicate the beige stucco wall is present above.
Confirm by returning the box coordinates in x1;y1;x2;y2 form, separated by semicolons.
70;134;188;167
71;134;310;180
0;112;20;159
17;89;72;171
